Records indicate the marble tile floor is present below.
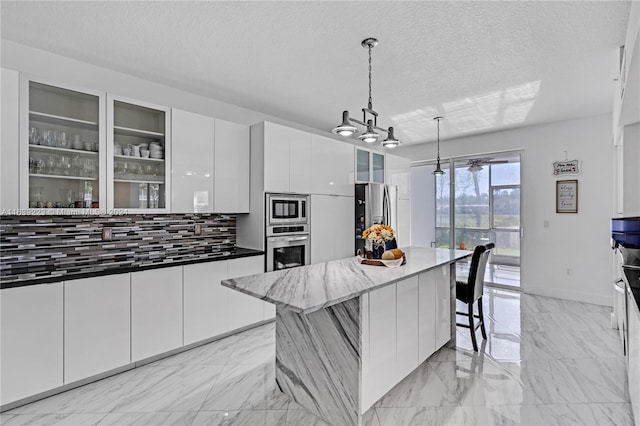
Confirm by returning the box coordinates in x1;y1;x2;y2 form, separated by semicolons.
1;288;634;426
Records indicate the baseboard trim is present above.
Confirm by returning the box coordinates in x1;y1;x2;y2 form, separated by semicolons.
0;319;275;412
524;286;612;307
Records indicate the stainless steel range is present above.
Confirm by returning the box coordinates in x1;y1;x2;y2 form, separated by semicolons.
265;194;310;272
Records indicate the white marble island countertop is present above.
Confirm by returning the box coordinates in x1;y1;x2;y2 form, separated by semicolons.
222;246;471;314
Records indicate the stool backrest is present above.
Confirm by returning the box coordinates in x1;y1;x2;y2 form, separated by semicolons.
468;243;495;302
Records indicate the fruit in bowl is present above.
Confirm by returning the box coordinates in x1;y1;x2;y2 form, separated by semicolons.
381;251;395;260
391;248;404;259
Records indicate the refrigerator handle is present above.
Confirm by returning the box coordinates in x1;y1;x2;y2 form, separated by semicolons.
366;184;372;228
383;185;389;226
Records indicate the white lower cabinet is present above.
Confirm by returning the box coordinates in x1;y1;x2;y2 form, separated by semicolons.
435;265;451;349
396;276;419;381
1;283;63;405
227;256;266;330
311;194;354;264
418;270;437;361
367;283;397;407
183;261;229;345
64;275;130;383
131;266;183;362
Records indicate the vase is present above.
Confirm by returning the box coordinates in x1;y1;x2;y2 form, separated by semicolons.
372;245;385;259
385;238;398;250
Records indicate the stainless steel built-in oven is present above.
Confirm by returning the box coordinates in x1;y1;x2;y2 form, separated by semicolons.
266;233;311;272
265;193;311;272
267;193;308;226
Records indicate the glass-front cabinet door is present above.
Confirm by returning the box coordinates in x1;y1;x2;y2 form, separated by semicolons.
356;148;385;184
21;79;106;210
107;96;171;212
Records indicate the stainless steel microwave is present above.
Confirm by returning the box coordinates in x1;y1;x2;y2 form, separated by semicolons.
266;193;309;226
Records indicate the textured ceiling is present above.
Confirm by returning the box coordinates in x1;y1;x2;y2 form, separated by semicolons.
0;1;630;145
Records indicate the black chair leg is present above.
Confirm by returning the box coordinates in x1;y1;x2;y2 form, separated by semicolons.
468;300;478;351
478;296;487;340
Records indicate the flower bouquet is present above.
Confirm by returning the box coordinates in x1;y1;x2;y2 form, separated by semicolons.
362;224;397;259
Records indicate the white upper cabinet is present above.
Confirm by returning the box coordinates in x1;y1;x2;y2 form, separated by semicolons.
171;109;215;213
107;95;171;212
1;68;19;210
386;153;410;200
355;148;384;184
311;135;334;195
332;139;355;196
289;128;313;194
311;135;355;196
263;121;290;193
20;77;106;211
214;119;249;213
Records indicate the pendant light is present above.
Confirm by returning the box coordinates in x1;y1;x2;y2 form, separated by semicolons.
332;38;400;148
433;116;445;175
382;126;400;148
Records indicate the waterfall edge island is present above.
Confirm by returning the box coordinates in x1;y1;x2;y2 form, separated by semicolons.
222;246;472;426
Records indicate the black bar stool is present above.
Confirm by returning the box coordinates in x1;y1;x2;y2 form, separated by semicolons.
456;242;495;351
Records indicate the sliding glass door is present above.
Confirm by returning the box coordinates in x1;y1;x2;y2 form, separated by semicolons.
435;154;521;288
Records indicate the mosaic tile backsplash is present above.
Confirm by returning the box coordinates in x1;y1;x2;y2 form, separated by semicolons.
0;214;236;284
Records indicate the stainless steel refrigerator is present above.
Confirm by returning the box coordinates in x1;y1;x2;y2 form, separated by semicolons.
355;183;398;255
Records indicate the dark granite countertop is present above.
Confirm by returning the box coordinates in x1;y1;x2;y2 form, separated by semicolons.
0;248;264;290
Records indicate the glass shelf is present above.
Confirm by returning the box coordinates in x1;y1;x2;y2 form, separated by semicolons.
114;178;165;184
114;126;164;139
113;154;164;162
29;111;99;130
30;174;97;181
30;145;98;155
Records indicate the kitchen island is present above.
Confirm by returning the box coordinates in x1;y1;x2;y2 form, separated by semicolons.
222;247;471;426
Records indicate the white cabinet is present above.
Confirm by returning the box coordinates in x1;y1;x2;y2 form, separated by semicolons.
434;265;452;349
311;194;333;264
386;154;410;200
64;275;130;383
1;68;19;210
311;135;334;195
183;261;229;345
311;194;354;263
20;77;106;211
131;266;183;361
108;95;171;212
356;148;385;184
1;283;63;405
396;276;419;381
263;122;290;193
215;119;250;213
171;109;215;213
367;283;397;407
290;128;313;194
311;135;354;196
418;270;437;361
227;256;266;330
334;195;355;259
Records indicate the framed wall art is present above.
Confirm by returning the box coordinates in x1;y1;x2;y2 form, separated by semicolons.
556;179;578;213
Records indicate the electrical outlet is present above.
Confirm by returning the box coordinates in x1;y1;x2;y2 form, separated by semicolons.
194;224;202;235
566;268;573;276
102;227;112;241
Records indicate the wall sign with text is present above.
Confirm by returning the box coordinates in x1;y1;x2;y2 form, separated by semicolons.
553;160;581;176
556;180;578;213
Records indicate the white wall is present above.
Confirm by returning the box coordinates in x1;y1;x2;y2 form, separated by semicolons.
398;114;614;306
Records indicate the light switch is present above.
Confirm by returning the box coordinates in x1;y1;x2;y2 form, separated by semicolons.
194;224;202;235
543;220;550;228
